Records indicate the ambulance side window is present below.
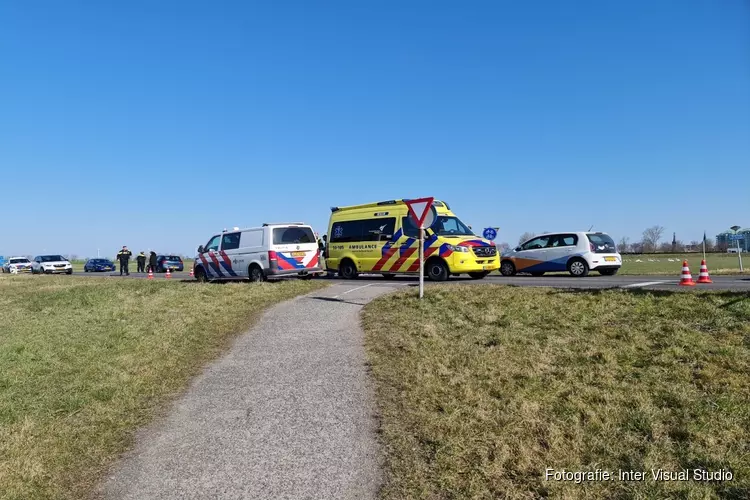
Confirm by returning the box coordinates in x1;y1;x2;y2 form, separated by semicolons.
402;217;420;238
205;235;220;252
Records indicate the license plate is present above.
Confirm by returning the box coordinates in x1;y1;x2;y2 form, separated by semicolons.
291;251;306;257
604;257;617;262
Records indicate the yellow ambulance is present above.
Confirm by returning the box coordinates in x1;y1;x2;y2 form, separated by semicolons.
324;199;499;281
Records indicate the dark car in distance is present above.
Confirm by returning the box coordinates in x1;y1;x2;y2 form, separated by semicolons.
84;258;116;272
156;255;184;272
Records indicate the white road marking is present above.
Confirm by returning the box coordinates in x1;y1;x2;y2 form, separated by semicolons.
621;281;669;288
333;283;374;298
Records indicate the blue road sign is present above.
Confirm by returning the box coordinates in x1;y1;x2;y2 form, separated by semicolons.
482;227;497;241
729;234;745;241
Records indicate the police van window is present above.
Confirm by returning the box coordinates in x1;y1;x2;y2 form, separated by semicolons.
205;235;220;252
221;232;241;251
242;230;263;247
273;227;315;244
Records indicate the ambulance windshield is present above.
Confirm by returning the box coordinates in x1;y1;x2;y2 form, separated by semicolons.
431;216;474;237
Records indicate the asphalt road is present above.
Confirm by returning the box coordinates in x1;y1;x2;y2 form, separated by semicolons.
101;282;393;500
71;271;750;291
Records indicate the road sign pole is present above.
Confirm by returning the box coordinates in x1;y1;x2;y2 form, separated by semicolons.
419;228;425;299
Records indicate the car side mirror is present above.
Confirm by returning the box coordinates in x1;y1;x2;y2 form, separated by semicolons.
197;245;204;253
515;246;521;252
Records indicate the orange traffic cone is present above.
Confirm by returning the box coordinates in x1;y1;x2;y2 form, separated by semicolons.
696;259;712;284
148;270;154;280
679;260;695;286
165;268;171;279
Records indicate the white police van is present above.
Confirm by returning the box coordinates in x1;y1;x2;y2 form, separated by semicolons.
193;223;322;282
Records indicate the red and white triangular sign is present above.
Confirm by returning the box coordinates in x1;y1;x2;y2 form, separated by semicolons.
405;197;434;229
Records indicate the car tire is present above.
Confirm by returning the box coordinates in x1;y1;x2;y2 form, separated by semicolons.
66;270;73;275
248;265;265;283
427;258;449;282
194;266;208;283
599;268;619;276
500;260;516;276
339;260;358;280
568;258;589;277
468;271;490;279
531;272;545;277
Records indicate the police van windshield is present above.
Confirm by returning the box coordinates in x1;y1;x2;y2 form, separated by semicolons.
431;216;474;237
273;227;315;245
10;258;29;264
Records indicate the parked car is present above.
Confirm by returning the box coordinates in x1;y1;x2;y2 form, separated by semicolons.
84;258;116;272
500;232;621;277
31;255;73;274
2;257;32;273
156;255;184;272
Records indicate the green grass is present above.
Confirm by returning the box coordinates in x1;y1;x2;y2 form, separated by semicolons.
0;275;326;500
619;253;745;275
363;285;750;499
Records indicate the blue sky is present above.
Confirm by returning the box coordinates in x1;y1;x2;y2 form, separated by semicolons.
1;0;748;257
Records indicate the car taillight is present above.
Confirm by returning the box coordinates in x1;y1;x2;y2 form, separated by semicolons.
268;251;278;271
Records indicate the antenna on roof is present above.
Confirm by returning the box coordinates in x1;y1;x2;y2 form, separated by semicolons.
588;225;594;231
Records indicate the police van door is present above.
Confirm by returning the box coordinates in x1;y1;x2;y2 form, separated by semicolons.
218;231;244;278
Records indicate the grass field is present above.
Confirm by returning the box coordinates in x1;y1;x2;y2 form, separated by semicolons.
0;276;326;500
363;285;750;499
620;253;745;275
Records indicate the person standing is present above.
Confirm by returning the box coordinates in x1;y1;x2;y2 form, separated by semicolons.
148;251;157;273
136;251;147;273
116;246;132;276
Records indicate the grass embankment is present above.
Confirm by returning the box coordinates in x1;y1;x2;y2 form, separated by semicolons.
363;286;750;499
619;253;742;275
0;276;326;500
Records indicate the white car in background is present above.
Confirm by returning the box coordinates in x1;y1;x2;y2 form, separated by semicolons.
2;257;33;274
500;232;622;277
31;255;73;275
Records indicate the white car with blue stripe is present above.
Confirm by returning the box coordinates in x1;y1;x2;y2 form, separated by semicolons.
193;223;322;282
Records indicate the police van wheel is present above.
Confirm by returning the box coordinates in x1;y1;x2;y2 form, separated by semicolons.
194;267;208;282
249;265;266;283
339;260;358;279
427;259;449;282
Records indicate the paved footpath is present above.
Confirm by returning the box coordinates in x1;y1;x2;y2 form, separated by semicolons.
100;282;401;500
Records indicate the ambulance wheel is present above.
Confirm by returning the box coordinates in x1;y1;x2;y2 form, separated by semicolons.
381;273;396;279
426;258;449;282
248;265;266;282
339;260;358;279
468;271;489;279
194;266;208;283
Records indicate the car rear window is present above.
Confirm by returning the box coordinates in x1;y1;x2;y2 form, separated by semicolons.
273;226;315;245
167;256;182;261
587;233;617;253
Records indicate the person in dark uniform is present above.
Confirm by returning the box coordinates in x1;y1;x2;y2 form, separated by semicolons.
136;251;147;273
148;251;158;273
116;246;132;276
